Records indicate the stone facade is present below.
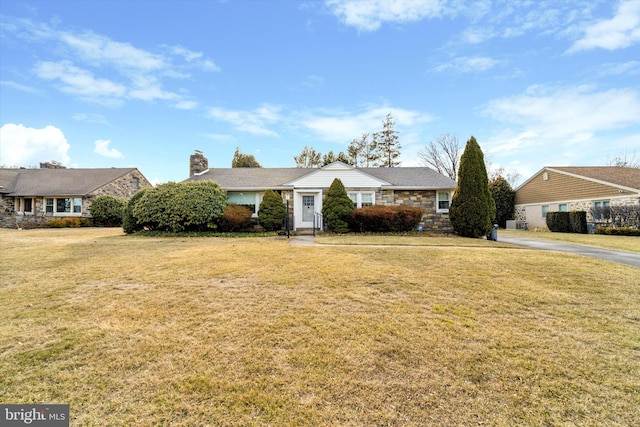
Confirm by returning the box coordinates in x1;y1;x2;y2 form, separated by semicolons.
379;189;453;233
1;169;152;229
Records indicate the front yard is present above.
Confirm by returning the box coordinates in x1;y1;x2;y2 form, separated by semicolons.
1;228;638;425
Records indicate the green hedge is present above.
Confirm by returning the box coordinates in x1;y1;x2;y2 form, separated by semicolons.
349;205;423;232
596;226;640;236
546;211;587;234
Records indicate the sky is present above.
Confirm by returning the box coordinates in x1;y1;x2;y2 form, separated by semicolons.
1;0;639;186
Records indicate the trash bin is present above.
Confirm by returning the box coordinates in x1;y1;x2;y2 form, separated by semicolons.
488;224;498;241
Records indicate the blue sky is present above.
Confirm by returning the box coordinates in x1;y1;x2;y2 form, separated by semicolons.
1;0;639;185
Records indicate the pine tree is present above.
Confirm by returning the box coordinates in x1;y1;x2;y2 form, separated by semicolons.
376;113;401;167
489;175;515;228
347;133;367;167
449;136;496;237
231;147;262;168
361;132;380;167
322;178;354;233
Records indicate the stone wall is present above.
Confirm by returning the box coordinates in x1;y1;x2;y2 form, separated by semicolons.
1;169;153;229
379;189;453;233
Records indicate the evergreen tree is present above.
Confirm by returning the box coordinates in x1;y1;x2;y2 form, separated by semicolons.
489;175;515;228
449;136;496;237
376;113;401;167
231;147;262;167
361;132;380;167
322;178;354;233
347;133;367;167
258;189;287;231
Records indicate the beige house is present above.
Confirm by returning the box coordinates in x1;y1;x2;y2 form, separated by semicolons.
185;152;457;233
514;166;640;229
0;162;152;228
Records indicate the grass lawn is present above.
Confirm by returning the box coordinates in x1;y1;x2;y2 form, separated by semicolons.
1;228;639;426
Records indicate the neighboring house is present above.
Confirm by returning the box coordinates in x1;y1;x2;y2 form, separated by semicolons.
514;166;640;229
0;162;152;228
185;152;457;232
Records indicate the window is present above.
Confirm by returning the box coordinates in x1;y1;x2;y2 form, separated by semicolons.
132;177;139;190
559;204;568;212
593;200;611;221
15;198;34;214
227;192;260;215
347;192;375;208
45;197;83;215
542;205;549;219
437;192;451;211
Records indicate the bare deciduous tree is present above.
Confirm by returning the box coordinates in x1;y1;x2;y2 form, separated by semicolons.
294;146;322;168
606;150;640;168
418;134;460;180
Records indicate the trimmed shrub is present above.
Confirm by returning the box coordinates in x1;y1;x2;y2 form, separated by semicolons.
132;181;227;232
122;189;148;234
449;136;496;238
322;178;355;233
220;204;253;232
91;195;127;227
546;211;587;234
258;189;286;231
47;217;91;228
596;226;640;236
569;211;588;234
349;205;423;232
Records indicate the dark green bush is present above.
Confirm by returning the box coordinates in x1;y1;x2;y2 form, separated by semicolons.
258;189;286;231
122;189;148;234
349;205;423;232
547;211;587;234
449;136;495;238
47;217;91;228
132;181;227;232
220;204;253;232
322;178;354;233
90;195;127;227
596;226;640;236
489;176;515;229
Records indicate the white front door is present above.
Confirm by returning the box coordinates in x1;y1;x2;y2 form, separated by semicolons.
302;195;315;223
294;191;322;230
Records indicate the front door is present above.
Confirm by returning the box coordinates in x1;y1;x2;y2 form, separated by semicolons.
302;195;315;223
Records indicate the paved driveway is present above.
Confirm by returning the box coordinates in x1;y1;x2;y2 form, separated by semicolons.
498;234;640;268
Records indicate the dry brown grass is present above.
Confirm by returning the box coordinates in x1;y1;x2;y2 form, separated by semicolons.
1;228;639;426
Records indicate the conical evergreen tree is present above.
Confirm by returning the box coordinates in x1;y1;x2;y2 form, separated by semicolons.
322;178;355;233
449;136;496;237
258;189;287;231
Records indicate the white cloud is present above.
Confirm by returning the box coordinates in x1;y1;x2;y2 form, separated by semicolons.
568;1;640;53
0;80;38;93
326;0;444;31
72;113;109;125
431;56;502;73
302;105;433;143
35;61;127;106
0;123;70;166
207;104;282;136
173;100;199;110
93;139;123;158
483;85;640;156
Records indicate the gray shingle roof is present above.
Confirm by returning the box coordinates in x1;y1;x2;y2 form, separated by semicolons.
186;165;457;189
0;168;138;196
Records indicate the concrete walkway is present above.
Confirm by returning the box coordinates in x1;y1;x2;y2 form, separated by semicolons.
497;235;640;268
289;234;640;268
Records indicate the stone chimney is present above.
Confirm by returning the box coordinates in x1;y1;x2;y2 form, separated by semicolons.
190;150;208;176
40;161;66;169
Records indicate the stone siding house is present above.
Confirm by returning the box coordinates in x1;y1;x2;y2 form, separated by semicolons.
185;152;457;233
0;163;152;228
514;166;640;229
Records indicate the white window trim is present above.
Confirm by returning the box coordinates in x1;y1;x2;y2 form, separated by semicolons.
44;197;84;216
227;192;263;217
437;191;452;213
15;197;35;215
347;191;375;208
